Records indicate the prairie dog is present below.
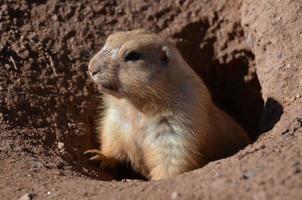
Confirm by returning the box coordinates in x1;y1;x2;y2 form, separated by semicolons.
86;29;250;180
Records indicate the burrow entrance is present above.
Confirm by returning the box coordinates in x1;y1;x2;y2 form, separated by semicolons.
0;14;271;181
75;17;267;180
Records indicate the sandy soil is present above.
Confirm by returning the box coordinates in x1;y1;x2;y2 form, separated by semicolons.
0;0;301;199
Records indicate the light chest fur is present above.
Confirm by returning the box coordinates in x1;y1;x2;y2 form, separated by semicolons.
100;95;199;179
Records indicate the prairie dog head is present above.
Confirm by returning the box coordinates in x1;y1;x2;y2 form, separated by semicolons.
88;30;199;111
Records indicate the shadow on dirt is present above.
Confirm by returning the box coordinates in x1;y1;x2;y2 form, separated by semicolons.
259;98;284;133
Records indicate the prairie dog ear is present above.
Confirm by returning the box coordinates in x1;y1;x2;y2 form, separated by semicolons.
160;46;169;64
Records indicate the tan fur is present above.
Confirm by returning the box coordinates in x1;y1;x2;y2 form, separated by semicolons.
86;29;251;180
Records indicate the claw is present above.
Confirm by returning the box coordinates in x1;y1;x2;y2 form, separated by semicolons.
84;149;105;162
84;149;102;155
84;149;116;169
89;155;102;161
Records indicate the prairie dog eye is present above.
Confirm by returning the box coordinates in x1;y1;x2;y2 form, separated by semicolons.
124;51;141;62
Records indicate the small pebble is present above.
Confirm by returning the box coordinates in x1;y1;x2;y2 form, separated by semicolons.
19;193;35;200
171;191;179;199
58;142;64;151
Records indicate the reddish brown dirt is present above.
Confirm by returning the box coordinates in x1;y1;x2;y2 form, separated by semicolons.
0;0;301;199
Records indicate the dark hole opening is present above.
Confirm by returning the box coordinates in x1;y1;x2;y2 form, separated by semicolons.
0;15;283;182
70;19;272;181
170;19;264;141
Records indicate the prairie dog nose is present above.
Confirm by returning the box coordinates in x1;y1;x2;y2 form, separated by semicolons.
88;57;101;76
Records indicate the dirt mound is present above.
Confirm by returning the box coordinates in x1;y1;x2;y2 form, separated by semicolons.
0;0;301;199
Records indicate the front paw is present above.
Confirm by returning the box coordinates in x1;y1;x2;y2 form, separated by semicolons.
84;149;105;162
84;149;117;169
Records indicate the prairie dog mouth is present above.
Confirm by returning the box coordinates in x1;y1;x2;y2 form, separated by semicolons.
90;72;122;98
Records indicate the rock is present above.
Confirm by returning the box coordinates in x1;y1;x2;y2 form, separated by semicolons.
19;193;35;200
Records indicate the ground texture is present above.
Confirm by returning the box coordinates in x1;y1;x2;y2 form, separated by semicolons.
0;0;301;199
